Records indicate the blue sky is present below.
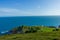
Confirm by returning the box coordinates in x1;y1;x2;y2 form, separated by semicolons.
0;0;60;16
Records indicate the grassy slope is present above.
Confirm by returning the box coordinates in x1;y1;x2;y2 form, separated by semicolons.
0;26;60;40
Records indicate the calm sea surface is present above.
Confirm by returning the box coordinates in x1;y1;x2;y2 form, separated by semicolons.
0;16;60;32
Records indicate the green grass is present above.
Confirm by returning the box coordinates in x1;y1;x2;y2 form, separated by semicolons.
0;26;60;40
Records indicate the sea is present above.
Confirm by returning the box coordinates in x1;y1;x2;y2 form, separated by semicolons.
0;16;60;32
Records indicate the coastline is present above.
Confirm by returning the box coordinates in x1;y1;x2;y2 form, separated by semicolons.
0;25;60;40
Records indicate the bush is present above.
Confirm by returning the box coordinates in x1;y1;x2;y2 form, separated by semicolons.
53;29;59;31
25;27;37;33
53;38;58;40
55;29;59;31
25;30;31;33
49;26;56;28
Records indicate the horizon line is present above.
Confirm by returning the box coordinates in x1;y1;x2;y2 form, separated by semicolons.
0;15;60;17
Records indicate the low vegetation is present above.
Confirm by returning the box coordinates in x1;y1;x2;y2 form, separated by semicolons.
0;25;60;40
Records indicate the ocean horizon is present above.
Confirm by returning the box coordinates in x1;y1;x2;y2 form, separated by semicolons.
0;16;60;32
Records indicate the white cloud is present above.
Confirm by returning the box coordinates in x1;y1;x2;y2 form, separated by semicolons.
0;8;33;16
27;8;60;16
0;8;60;17
0;8;18;13
45;9;60;15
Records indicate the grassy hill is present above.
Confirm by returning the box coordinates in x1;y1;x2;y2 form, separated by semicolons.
0;25;60;40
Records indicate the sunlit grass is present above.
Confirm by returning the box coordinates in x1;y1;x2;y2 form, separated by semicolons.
0;26;60;40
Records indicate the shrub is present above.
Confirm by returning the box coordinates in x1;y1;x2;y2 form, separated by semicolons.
49;26;56;28
53;29;59;31
25;27;37;33
53;38;58;40
56;29;59;31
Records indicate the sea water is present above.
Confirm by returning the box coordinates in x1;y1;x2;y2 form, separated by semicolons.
0;16;60;32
